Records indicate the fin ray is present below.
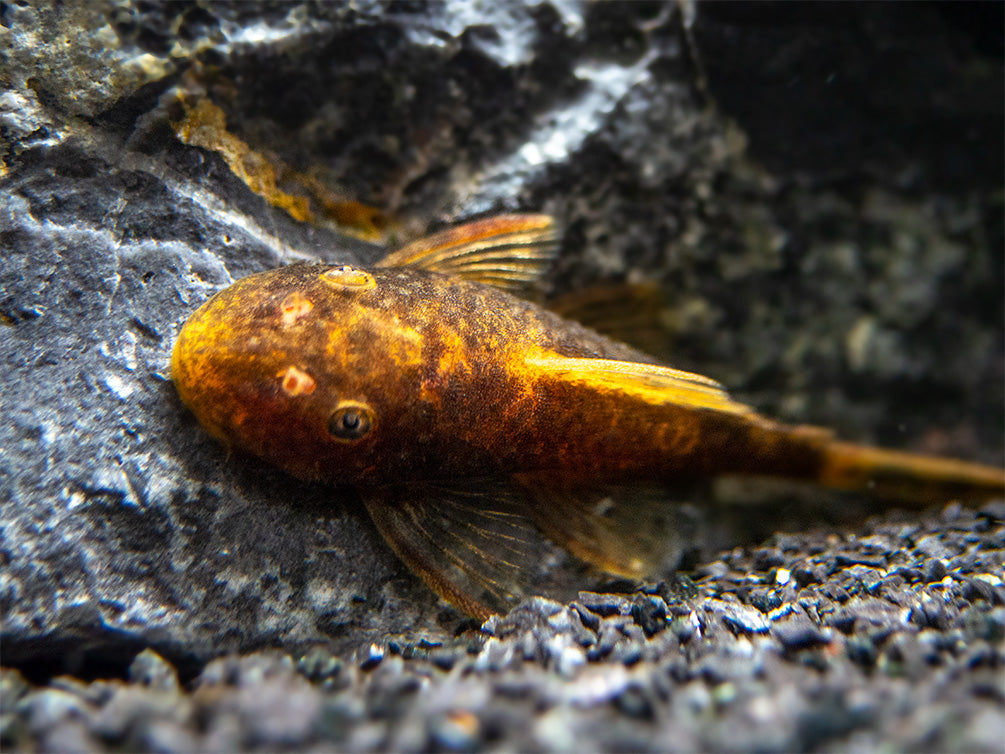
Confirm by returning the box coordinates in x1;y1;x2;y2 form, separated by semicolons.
515;476;701;580
376;214;559;292
361;479;570;619
526;354;754;416
548;282;668;356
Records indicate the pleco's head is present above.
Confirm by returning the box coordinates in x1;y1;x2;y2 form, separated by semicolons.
171;264;424;483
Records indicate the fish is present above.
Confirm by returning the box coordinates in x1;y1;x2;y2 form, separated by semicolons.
171;214;1005;619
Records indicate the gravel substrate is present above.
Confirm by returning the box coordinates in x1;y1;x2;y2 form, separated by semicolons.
4;502;1002;753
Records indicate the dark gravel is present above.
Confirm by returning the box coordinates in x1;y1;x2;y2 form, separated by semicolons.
3;503;1003;752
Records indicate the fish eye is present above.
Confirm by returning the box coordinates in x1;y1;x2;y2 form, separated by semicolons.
328;401;375;441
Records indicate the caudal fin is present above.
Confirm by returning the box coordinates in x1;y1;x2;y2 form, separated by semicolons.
818;441;1005;507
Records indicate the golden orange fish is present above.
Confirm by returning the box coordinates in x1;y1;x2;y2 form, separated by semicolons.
171;214;1005;618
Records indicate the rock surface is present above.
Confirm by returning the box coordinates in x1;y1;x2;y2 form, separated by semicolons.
1;1;1002;750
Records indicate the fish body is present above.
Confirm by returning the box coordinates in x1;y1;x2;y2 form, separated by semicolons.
172;215;1005;618
174;262;813;485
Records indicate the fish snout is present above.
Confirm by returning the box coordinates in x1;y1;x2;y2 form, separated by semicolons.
171;292;267;445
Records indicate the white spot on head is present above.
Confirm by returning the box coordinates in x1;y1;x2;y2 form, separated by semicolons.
280;293;314;326
278;365;316;396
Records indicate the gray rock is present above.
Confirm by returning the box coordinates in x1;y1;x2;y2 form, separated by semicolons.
771;616;833;651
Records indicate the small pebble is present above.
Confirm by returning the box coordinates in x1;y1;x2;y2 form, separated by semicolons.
614;684;654;720
577;592;632;617
773;618;832;650
792;566;822;588
835;554;886;568
752;548;786;571
923;559;948;582
570;602;601;632
718;604;770;636
631;595;668;638
428;710;481;753
846;636;879;666
359;644;385;671
127;649;179;693
962;578;1000;605
908;600;949;631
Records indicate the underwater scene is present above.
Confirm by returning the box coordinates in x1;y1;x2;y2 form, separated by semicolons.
2;2;1002;752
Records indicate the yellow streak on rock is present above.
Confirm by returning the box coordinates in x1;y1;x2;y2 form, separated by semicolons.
171;96;391;241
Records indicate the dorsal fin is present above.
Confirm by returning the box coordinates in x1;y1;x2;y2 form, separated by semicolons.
376;214;559;292
547;282;669;357
525;354;754;416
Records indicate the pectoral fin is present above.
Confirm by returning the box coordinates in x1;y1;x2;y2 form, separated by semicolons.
515;476;701;579
360;479;568;620
525;354;754;416
376;214;559;292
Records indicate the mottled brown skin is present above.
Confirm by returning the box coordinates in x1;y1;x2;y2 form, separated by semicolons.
172;263;842;491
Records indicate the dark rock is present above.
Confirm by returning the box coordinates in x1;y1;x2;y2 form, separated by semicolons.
428;648;460;672
794;690;874;751
963;578;1002;605
751;547;786;571
577;593;632;618
792;566;823;588
716;603;770;636
630;595;668;638
654;575;700;603
749;589;784;614
893;566;924;583
613;684;654;720
772;617;833;651
587;621;623;662
923;559;948;583
909;601;950;631
359;644;386;671
569;602;601;633
846;636;879;667
822;583;851;603
835;554;886;568
826;612;859;635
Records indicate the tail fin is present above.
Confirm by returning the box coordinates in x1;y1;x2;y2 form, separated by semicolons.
819;441;1005;508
